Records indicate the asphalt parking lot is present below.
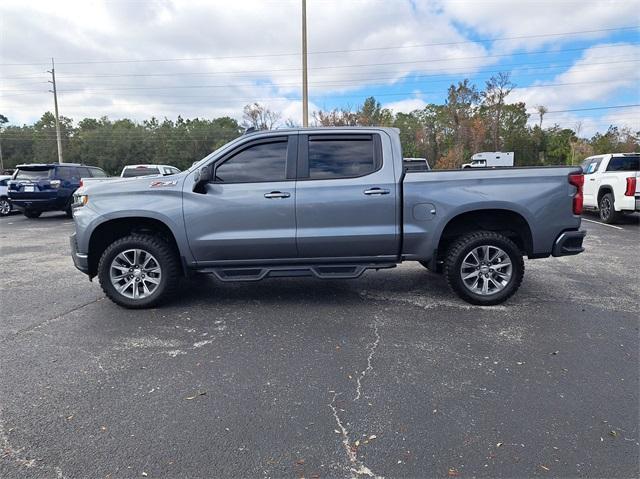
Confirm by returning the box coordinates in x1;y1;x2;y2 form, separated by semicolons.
0;211;638;478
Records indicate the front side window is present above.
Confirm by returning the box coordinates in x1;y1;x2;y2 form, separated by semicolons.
308;136;376;179
215;140;288;183
581;157;602;175
606;155;639;172
89;168;107;177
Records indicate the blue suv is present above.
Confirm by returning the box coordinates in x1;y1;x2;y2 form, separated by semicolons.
8;163;107;218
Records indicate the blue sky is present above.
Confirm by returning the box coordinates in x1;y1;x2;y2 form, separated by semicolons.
1;0;639;136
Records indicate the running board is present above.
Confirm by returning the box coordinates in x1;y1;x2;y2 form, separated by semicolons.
200;263;397;282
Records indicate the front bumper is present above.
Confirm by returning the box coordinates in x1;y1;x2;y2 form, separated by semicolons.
70;233;90;274
552;230;586;257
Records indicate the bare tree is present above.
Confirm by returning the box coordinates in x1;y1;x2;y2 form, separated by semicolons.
242;103;282;130
536;105;548;129
483;72;514;150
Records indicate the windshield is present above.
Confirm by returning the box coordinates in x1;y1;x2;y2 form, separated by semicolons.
122;167;161;178
14;167;54;180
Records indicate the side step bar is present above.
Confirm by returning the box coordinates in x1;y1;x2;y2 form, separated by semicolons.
200;263;397;282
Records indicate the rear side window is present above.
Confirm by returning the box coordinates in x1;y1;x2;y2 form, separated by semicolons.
606;155;639;172
308;136;377;180
15;168;54;180
77;167;91;178
581;157;602;175
89;168;107;177
122;167;161;178
215;140;288;183
57;167;80;180
0;179;7;186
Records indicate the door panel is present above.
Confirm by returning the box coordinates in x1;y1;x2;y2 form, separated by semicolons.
295;133;399;259
183;181;296;262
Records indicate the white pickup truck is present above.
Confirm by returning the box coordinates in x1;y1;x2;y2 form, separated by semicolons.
80;164;181;188
581;153;639;223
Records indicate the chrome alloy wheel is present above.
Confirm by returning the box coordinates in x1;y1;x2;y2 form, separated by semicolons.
0;199;10;216
599;196;612;221
109;249;162;300
460;245;513;296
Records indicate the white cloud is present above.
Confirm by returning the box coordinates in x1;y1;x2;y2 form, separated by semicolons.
383;98;428;113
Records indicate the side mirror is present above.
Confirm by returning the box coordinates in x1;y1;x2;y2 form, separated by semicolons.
193;165;213;193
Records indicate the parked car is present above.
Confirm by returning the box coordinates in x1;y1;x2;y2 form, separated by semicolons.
581;153;639;223
8;163;107;218
403;157;430;172
121;164;181;178
462;152;514;169
80;164;181;188
0;175;13;216
70;127;585;309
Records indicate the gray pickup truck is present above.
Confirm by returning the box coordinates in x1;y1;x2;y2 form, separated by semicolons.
70;127;586;308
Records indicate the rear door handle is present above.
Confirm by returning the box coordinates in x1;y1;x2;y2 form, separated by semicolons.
364;187;390;196
264;191;291;199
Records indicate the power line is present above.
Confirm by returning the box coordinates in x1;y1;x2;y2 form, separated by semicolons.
542;104;640;114
1;25;637;67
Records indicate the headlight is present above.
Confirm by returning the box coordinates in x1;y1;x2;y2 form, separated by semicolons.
74;194;89;207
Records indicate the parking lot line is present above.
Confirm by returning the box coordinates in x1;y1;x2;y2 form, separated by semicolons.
582;218;624;230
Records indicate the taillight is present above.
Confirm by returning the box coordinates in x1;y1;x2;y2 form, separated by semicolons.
568;173;584;215
79;179;83;187
50;179;61;188
625;177;636;196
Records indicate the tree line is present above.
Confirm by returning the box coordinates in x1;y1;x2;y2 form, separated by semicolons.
1;74;637;174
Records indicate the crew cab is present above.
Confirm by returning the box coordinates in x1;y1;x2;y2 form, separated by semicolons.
70;128;586;309
8;163;107;218
581;153;639;223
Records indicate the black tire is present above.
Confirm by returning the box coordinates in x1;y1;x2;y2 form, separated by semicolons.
444;231;524;306
98;234;180;309
24;209;41;218
0;197;11;216
64;197;74;218
598;192;621;224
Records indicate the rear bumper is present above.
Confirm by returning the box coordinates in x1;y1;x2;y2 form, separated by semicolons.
10;196;68;212
70;233;89;274
635;197;639;211
552;230;586;257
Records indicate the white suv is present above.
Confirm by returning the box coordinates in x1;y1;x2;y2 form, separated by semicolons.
582;153;639;223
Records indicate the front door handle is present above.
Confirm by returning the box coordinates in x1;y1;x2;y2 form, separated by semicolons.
264;191;291;199
364;187;390;196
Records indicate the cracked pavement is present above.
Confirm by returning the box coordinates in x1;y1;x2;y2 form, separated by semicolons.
0;211;638;478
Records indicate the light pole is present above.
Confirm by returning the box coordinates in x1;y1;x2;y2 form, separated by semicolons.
301;0;309;127
47;58;64;163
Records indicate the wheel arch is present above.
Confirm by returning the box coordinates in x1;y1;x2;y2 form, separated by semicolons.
436;208;534;261
597;185;614;204
87;216;184;278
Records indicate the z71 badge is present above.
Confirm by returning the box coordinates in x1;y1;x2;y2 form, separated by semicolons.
149;180;178;188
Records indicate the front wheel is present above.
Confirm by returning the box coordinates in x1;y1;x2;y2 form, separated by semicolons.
98;234;180;309
24;209;41;218
0;197;11;216
444;231;524;306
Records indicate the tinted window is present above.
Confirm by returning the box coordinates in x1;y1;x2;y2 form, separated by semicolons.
606;155;639;172
89;168;107;177
308;137;375;179
215;140;287;183
77;167;91;178
57;167;79;180
122;167;161;178
15;168;54;180
0;179;7;186
581;157;602;175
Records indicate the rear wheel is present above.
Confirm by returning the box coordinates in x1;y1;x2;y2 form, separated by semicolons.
444;231;524;306
0;197;11;216
24;209;41;218
598;192;621;224
98;234;180;309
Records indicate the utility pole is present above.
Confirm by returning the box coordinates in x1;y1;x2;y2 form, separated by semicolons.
47;58;64;163
301;0;309;127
